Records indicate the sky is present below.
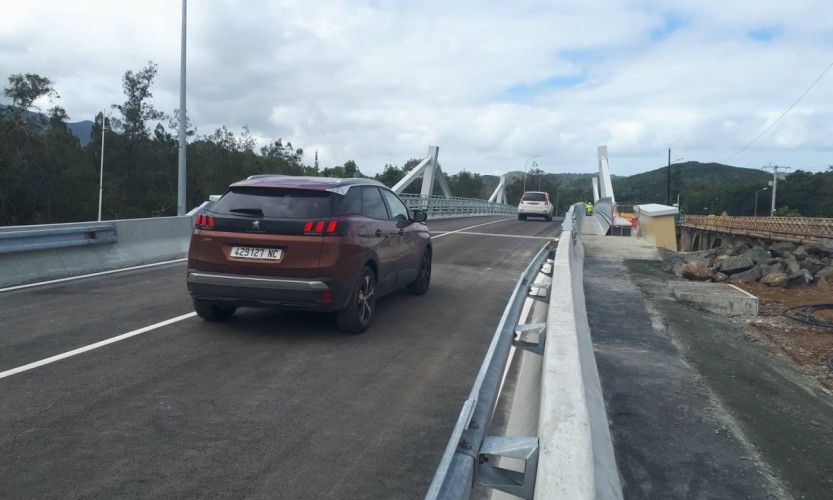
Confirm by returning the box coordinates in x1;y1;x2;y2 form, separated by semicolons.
1;0;832;177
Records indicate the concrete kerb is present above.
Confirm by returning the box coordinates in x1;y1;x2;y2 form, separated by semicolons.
535;229;623;499
0;215;193;288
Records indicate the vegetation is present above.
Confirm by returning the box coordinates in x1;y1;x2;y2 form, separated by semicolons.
1;65;831;225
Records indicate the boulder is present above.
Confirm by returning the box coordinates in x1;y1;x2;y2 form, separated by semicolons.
721;255;755;274
784;256;801;275
768;241;796;257
803;242;833;257
713;272;729;282
801;258;823;276
729;244;750;256
761;271;789;287
780;250;794;260
729;266;762;283
793;247;809;261
682;262;713;281
815;267;833;282
746;246;771;264
789;269;813;285
759;262;785;276
817;276;833;289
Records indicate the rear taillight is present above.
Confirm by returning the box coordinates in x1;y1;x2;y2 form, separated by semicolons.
195;214;214;229
304;219;342;235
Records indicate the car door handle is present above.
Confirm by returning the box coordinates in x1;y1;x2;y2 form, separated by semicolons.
375;229;384;237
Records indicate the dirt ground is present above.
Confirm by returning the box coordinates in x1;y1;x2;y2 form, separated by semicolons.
733;281;833;390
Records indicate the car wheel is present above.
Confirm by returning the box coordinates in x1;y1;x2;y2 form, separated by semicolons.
407;248;432;295
545;215;552;221
193;299;236;322
337;266;376;334
518;214;526;220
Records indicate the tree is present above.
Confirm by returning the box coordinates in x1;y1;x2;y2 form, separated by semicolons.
111;61;165;140
3;73;57;112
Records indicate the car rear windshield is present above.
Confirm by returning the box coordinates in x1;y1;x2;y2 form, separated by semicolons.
211;187;333;219
523;192;546;201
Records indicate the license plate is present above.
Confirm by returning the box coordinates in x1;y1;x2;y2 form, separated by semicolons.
230;246;282;260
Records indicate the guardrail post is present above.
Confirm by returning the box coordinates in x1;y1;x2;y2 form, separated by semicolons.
476;436;539;499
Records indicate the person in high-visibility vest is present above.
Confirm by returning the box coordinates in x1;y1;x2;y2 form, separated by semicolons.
585;202;593;215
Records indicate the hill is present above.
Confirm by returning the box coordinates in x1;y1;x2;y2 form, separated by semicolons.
2;106;94;146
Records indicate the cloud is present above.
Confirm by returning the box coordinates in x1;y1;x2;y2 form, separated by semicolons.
1;0;832;176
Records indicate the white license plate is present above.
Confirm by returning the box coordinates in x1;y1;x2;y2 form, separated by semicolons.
230;246;282;260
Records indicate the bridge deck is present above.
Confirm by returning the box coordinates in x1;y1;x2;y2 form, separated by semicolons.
0;216;560;498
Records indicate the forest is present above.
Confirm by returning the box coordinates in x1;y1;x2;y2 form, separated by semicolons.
2;62;831;226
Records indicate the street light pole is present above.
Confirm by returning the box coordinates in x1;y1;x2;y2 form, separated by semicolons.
754;187;769;216
522;154;540;193
666;148;671;205
98;112;107;222
177;0;187;216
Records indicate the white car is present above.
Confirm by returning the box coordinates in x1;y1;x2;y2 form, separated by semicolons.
518;191;553;221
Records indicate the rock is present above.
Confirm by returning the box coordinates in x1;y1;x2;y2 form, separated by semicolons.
780;250;794;260
793;247;809;260
803;242;833;257
713;255;729;270
769;241;796;257
746;247;771;264
784;256;801;275
816;266;833;282
760;271;789;287
759;262;785;275
721;255;755;274
729;244;750;256
729;266;762;283
801;258;823;276
672;262;684;277
817;276;833;289
713;272;729;282
789;269;813;285
682;262;713;281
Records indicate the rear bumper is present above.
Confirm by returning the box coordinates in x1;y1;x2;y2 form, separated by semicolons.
518;206;552;215
187;270;342;311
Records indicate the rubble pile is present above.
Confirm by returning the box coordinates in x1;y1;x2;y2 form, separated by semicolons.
675;240;833;289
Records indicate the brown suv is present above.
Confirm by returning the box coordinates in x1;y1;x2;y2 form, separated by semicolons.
186;176;432;333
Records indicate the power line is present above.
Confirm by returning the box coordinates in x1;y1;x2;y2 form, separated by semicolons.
724;60;833;163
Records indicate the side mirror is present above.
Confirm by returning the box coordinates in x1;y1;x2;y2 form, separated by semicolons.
412;210;427;223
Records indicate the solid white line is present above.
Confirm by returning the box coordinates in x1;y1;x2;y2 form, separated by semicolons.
435;231;558;241
0;258;188;294
0;312;197;380
431;218;513;239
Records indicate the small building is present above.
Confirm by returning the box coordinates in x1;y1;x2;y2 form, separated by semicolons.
635;204;679;251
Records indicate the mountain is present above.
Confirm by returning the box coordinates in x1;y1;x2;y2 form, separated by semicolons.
614;162;770;205
1;106;94;146
67;120;93;146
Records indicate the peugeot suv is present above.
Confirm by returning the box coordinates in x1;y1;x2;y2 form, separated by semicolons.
517;191;553;221
187;176;432;333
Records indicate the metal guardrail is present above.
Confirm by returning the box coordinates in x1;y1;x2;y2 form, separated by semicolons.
0;224;117;255
681;214;833;242
426;243;553;499
399;194;516;218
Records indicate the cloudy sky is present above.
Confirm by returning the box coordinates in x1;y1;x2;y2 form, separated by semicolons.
1;0;832;176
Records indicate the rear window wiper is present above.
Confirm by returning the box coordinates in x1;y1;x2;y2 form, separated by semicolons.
228;208;264;218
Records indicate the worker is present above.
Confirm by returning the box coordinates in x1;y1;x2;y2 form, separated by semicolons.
585;201;593;215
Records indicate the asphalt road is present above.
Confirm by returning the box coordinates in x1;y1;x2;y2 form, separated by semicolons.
0;216;560;499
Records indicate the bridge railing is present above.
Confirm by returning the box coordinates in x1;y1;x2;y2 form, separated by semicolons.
427;203;621;500
398;194;516;219
681;214;833;242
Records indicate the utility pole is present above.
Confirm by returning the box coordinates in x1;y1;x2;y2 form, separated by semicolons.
177;0;187;216
762;164;791;217
666;148;671;205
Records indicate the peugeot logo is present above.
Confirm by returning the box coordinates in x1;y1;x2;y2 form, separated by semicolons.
252;220;261;229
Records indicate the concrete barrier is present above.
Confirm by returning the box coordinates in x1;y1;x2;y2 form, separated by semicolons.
535;222;622;498
0;216;193;288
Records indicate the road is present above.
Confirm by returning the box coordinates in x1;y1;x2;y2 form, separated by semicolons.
0;216;560;499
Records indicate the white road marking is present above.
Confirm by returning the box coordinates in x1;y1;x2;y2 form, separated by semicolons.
0;312;197;380
431;218;513;239
0;258;188;294
432;231;557;241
